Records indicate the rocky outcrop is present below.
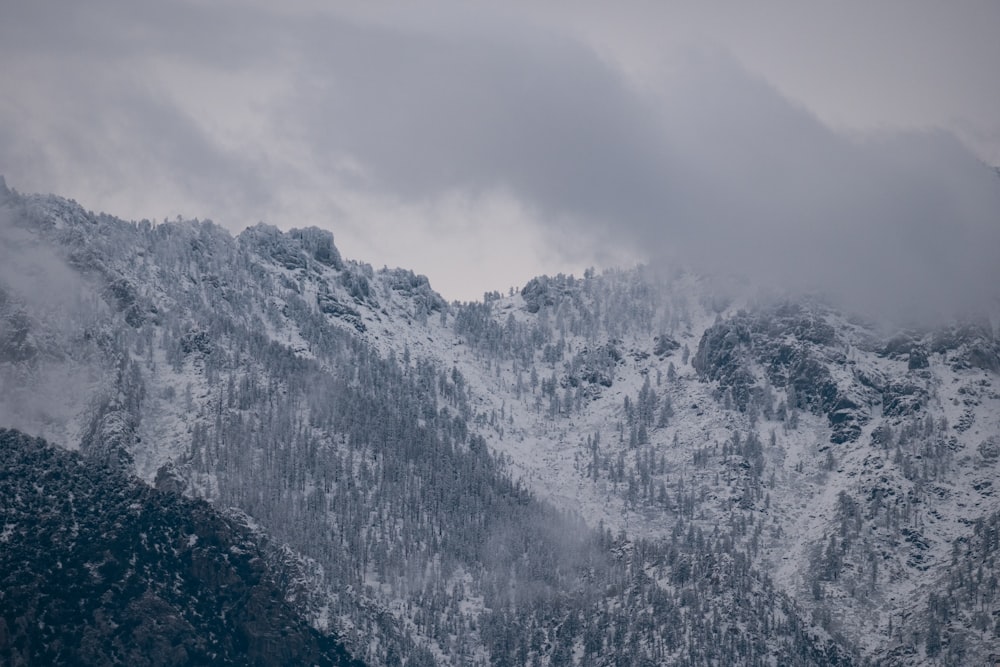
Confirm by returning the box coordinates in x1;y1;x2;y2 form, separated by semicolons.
239;223;310;271
654;333;680;357
521;274;583;314
382;268;446;313
290;227;344;270
338;267;376;306
521;276;556;313
564;341;623;390
882;380;928;418
932;322;1000;373
694;304;868;442
317;290;366;332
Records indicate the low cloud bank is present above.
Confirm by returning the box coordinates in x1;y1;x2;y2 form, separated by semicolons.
1;5;997;322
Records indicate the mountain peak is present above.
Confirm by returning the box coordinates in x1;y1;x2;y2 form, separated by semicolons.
2;183;999;665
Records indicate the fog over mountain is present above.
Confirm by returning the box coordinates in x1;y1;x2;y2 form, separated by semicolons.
293;26;1000;322
4;3;1000;665
2;179;1000;664
2;1;999;314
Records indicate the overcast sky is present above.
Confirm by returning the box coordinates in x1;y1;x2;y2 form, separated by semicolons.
1;1;999;320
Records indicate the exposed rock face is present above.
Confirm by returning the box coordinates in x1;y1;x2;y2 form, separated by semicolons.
290;227;344;270
239;223;309;271
338;267;376;306
102;276;146;327
317;290;366;332
882;380;928;417
694;303;868;443
692;317;756;410
521;276;555;313
520;274;583;314
907;345;930;370
383;268;447;313
653;333;680;357
930;321;1000;372
0;429;362;667
564;340;622;390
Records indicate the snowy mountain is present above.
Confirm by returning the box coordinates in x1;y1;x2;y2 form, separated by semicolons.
1;176;998;665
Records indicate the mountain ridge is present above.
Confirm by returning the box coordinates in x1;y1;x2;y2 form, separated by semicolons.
2;179;999;664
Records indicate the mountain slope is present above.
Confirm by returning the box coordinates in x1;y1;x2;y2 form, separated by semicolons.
0;428;362;666
2;177;999;664
440;274;1000;664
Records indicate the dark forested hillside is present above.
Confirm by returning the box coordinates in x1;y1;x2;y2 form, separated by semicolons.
0;428;363;666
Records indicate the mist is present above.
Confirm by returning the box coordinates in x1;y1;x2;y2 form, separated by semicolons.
286;18;1000;324
1;4;999;321
0;191;105;447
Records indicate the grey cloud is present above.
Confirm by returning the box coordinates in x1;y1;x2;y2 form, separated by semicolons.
2;4;998;323
0;94;271;224
651;61;1000;324
285;17;1000;323
290;14;669;224
0;63;273;225
0;0;285;224
0;0;272;69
